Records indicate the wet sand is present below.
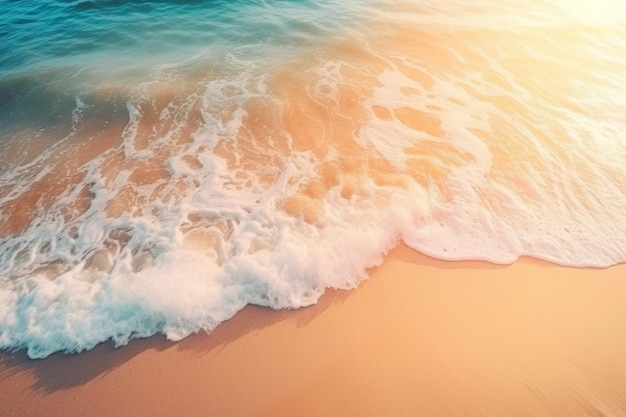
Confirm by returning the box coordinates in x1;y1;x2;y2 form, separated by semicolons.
1;244;625;417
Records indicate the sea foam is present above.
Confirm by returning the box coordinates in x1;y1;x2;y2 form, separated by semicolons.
1;0;625;358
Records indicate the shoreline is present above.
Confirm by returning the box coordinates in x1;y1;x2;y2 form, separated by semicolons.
1;244;625;416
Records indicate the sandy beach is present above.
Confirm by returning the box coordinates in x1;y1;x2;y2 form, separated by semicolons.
1;244;625;417
2;1;626;416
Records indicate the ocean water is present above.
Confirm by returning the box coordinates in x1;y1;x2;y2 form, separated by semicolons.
1;0;625;358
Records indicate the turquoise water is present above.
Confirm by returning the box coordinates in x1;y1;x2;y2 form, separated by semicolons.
1;0;349;69
1;0;626;358
1;0;359;131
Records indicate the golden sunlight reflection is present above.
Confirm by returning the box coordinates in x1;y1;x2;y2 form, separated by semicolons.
559;0;626;25
1;0;625;278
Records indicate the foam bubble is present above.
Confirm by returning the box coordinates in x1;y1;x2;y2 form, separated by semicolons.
1;0;626;358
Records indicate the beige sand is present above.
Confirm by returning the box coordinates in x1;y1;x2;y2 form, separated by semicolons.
1;244;625;417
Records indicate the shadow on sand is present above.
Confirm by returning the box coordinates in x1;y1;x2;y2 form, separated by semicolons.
0;283;355;394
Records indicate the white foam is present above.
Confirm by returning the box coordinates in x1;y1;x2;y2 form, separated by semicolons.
1;0;626;358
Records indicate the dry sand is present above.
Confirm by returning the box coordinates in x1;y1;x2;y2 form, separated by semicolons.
1;244;625;417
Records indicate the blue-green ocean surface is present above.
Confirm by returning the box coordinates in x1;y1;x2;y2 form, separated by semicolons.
1;0;625;358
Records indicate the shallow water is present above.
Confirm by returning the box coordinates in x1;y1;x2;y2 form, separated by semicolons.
1;0;625;358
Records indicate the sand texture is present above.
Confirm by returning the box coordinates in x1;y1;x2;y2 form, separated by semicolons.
1;244;625;417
